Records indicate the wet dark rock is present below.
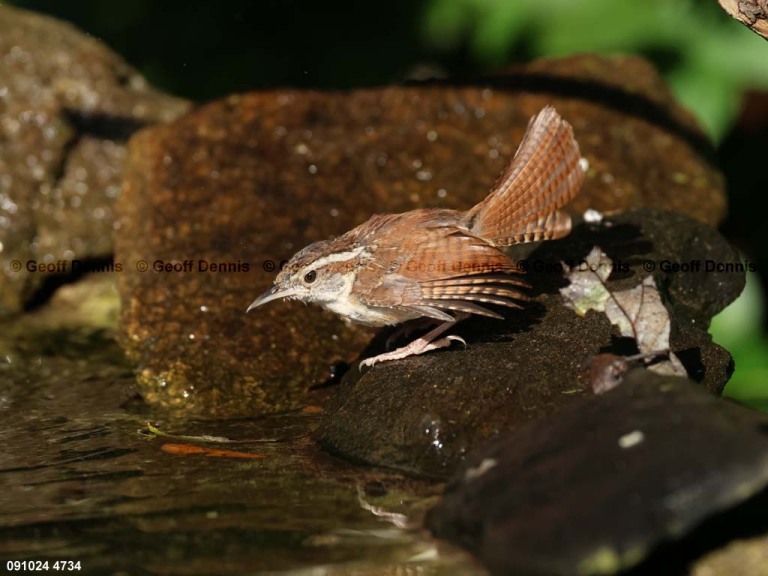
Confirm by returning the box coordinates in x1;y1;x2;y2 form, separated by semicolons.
316;209;742;477
0;5;188;317
317;298;602;478
117;54;724;418
426;370;768;576
524;208;746;326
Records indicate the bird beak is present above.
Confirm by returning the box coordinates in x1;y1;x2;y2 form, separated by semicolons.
246;285;298;313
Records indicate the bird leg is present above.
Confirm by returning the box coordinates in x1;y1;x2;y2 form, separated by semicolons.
384;317;444;350
361;313;468;368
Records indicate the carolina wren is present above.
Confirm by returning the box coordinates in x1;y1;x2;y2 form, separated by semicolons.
248;106;585;367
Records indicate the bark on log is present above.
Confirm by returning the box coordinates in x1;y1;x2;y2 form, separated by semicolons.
718;0;768;40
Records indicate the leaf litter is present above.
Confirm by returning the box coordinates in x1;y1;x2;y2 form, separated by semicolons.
560;246;687;392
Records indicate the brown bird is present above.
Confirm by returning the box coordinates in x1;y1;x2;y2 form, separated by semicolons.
248;106;586;367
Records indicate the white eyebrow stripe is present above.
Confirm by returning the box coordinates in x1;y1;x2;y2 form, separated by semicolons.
309;247;365;270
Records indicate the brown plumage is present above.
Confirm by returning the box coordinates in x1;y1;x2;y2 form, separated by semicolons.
351;210;527;322
248;106;586;366
467;106;583;244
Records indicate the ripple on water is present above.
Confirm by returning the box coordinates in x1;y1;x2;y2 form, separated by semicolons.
0;324;480;574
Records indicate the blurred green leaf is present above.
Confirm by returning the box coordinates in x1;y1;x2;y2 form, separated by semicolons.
711;271;763;348
534;0;687;55
667;66;741;142
423;0;476;52
423;0;768;142
470;1;530;64
712;271;768;412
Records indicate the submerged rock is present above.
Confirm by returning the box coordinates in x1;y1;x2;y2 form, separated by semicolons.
0;5;188;317
425;370;768;576
116;55;725;417
315;209;743;477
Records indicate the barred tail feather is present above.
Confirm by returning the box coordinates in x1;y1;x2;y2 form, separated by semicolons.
467;106;585;246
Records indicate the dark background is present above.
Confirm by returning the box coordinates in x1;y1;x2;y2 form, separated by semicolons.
13;0;433;96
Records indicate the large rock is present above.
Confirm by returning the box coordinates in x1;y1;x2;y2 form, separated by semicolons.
315;209;743;477
0;5;188;317
116;54;726;418
425;370;768;576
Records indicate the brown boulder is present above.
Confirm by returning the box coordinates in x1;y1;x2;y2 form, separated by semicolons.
116;54;725;417
0;5;188;316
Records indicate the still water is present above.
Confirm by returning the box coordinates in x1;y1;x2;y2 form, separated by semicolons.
0;323;483;575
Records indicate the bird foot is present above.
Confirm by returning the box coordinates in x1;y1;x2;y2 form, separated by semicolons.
360;335;466;369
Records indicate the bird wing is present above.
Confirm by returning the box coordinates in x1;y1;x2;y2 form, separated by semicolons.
354;211;529;320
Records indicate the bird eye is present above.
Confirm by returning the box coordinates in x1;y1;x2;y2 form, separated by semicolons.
303;270;317;284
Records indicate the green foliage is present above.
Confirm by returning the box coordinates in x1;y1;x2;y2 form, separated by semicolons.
712;272;768;411
423;0;768;141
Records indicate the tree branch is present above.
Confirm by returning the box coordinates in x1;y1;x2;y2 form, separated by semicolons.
718;0;768;40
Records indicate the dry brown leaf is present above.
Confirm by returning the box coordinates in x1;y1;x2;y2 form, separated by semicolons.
604;275;687;376
561;247;687;379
